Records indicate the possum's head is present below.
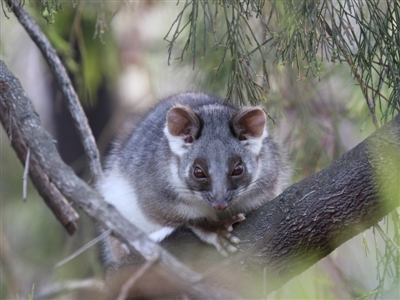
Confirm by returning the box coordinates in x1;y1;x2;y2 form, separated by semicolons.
164;102;268;211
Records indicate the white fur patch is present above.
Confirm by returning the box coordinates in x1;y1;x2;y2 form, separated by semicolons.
168;160;186;190
149;227;176;242
163;125;189;157
242;127;268;155
202;104;226;112
98;168;162;235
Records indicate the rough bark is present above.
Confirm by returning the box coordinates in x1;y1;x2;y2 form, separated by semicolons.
1;58;399;298
0;65;79;234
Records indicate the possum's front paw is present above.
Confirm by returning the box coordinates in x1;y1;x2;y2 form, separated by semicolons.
214;213;246;257
189;213;246;257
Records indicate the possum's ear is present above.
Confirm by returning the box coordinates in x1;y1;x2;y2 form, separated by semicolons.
164;106;201;157
166;105;201;144
231;107;267;155
232;107;266;140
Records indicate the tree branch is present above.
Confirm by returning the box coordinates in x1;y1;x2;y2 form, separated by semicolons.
8;0;103;182
0;75;79;234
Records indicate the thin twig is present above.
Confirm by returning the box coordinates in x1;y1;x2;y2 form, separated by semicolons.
10;0;103;182
248;36;274;55
364;77;399;112
55;229;112;268
116;254;159;300
22;147;30;201
164;0;192;65
375;224;400;252
1;0;10;19
7;106;12;145
32;278;105;300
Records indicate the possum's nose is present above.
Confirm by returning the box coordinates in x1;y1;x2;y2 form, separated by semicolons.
212;201;228;210
210;188;229;210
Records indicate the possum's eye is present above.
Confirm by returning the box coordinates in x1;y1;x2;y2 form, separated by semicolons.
193;166;206;178
231;164;243;176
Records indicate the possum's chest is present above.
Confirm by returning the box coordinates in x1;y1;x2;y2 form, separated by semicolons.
98;170;164;234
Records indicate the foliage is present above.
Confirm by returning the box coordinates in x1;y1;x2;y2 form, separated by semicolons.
165;0;400;122
32;1;120;107
28;284;34;300
164;0;268;106
2;0;120;107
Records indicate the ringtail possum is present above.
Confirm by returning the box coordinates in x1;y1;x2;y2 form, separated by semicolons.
99;92;289;265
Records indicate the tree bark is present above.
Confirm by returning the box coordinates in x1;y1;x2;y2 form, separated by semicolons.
1;58;399;298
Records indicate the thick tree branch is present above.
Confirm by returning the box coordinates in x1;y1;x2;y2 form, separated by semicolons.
8;0;103;182
0;60;233;299
0;77;79;234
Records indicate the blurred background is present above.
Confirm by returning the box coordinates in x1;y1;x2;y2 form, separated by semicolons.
1;1;398;299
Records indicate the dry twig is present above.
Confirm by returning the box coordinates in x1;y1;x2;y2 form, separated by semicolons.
32;278;104;300
55;229;112;268
22;147;30;201
9;0;103;182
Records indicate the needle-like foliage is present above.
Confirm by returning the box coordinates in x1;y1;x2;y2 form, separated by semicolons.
165;0;400;122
